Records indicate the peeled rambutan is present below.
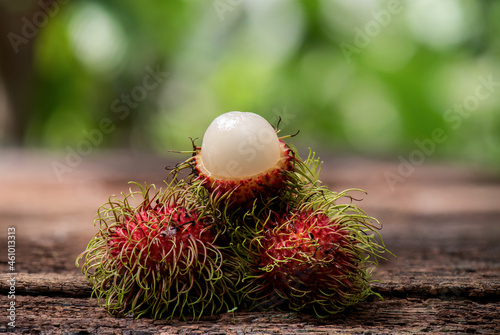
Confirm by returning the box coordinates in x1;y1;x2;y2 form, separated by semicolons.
179;111;296;206
76;181;239;319
237;187;389;316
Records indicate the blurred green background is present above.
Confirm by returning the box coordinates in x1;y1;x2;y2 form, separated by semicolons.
1;0;499;167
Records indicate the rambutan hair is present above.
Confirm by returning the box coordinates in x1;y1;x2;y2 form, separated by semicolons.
76;180;240;319
226;154;390;317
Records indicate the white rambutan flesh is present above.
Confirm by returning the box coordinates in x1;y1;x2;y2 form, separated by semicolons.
193;111;294;205
201;111;281;178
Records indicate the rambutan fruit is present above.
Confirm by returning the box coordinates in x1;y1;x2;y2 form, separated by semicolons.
236;187;389;317
77;111;392;319
76;181;239;319
179;111;296;206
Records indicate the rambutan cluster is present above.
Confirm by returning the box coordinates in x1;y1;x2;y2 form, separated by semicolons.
215;151;388;316
77;111;391;320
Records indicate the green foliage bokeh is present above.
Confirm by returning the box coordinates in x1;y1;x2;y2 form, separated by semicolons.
12;0;500;167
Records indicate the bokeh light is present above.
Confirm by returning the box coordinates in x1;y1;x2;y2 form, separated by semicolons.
0;0;498;168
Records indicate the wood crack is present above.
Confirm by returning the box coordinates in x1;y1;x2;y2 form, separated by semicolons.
2;273;499;302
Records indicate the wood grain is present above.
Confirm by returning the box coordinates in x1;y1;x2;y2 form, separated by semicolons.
1;152;499;333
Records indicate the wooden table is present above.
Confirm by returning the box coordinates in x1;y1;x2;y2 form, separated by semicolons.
1;150;499;334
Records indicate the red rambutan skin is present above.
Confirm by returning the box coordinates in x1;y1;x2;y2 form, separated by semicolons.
194;140;294;205
255;211;360;296
108;204;214;272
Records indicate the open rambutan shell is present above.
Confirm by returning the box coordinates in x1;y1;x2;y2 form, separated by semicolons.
194;139;294;205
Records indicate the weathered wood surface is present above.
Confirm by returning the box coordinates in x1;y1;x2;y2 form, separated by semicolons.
1;150;499;334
